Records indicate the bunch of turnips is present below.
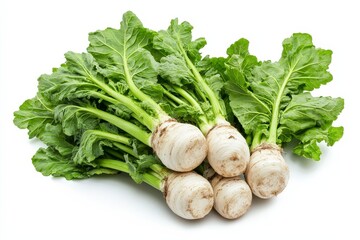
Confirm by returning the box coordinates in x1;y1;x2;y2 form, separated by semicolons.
14;11;344;220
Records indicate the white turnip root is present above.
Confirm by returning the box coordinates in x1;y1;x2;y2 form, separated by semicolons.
246;143;289;199
211;175;252;219
151;120;208;172
163;172;214;219
207;122;250;177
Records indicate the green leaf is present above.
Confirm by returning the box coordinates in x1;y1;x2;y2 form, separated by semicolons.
124;155;143;184
293;140;322;160
280;93;344;133
170;103;203;124
38;51;134;109
72;130;114;166
158;54;194;86
225;33;344;159
105;104;133;120
225;42;266;135
226;38;251;56
226;81;271;135
154;19;206;61
197;57;224;95
37;124;75;156
87;11;158;90
280;33;333;92
13;96;54;138
32;148;117;180
38;53;100;104
292;126;344;160
124;154;160;184
54;105;100;136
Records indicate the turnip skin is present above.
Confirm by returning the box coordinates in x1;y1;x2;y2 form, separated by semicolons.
246;143;289;199
211;175;252;219
207;122;250;177
151;120;208;172
163;172;214;220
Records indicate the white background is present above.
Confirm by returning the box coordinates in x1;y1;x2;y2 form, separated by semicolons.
1;0;359;239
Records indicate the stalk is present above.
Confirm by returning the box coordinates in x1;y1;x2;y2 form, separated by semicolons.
97;159;162;190
81;106;152;146
86;129;132;145
90;91;157;129
122;58;169;122
64;104;206;172
178;43;225;121
83;129;137;157
267;69;294;144
171;86;213;134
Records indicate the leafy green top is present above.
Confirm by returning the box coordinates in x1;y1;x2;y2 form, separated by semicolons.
152;19;227;131
225;34;344;160
87;11;168;120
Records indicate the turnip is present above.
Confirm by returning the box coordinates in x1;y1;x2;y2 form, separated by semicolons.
151;119;207;172
152;19;250;177
211;175;252;219
246;144;289;199
163;171;214;219
206;122;249;177
200;163;252;219
225;34;344;198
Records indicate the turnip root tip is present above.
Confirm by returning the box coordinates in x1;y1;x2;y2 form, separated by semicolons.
151;120;208;172
246;143;289;199
211;175;252;219
207;123;250;177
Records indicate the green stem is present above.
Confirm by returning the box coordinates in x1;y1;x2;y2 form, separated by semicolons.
141;172;163;190
251;131;264;150
123;59;169;122
98;159;130;173
162;87;186;105
36;94;53;112
76;53;159;130
172;86;212;134
88;129;131;145
150;164;171;179
81;107;152;146
89;88;157;131
268;65;296;143
194;82;208;103
173;86;203;113
112;142;137;158
178;43;225;122
85;129;137;157
97;159;163;190
105;148;125;160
